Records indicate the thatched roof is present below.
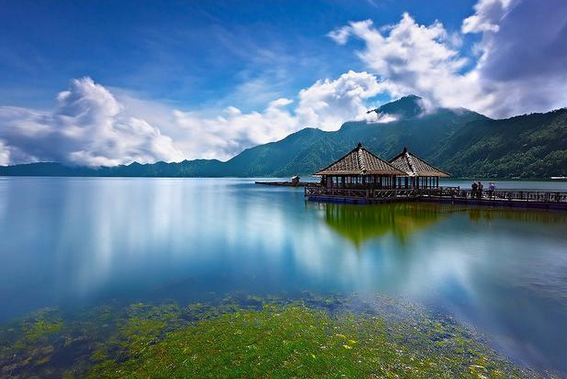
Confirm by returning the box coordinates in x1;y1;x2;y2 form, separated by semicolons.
389;147;450;177
315;143;405;176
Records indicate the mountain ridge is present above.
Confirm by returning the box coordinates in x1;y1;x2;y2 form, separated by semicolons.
1;96;565;179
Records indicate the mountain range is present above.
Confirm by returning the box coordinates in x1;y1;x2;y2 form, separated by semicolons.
1;96;566;179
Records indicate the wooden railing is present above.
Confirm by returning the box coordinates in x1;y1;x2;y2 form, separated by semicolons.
305;186;370;198
450;189;567;203
304;185;567;203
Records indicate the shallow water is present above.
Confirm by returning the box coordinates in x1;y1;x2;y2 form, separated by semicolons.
0;177;566;373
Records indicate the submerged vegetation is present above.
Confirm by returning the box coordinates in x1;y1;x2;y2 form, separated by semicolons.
0;294;559;378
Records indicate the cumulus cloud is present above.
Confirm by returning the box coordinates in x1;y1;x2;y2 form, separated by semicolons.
462;0;515;34
0;72;386;165
171;98;299;160
0;78;184;166
329;0;567;118
296;70;384;130
169;70;384;160
328;14;490;113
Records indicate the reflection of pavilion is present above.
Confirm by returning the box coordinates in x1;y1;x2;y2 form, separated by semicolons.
314;202;567;248
315;202;449;247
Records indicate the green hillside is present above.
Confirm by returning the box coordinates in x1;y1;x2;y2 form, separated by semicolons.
1;96;565;179
220;95;487;177
432;109;567;178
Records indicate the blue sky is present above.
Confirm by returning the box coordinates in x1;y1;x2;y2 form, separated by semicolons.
0;0;478;110
0;0;565;165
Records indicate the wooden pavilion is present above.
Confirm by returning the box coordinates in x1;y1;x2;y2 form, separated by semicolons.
388;147;450;189
315;143;405;189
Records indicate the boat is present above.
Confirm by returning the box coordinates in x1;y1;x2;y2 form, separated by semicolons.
551;177;567;180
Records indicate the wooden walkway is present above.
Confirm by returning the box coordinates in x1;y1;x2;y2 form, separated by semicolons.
304;186;567;210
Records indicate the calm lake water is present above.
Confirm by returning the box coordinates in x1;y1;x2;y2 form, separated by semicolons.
0;177;566;373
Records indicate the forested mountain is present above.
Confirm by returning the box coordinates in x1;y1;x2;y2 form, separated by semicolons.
432;108;567;178
1;96;565;179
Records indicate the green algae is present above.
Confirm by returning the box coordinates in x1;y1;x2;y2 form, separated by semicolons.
0;295;560;379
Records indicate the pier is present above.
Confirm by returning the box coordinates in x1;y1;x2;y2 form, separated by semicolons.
304;144;567;210
305;186;567;210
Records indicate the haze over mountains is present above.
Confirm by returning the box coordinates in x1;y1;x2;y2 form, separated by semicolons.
1;96;566;179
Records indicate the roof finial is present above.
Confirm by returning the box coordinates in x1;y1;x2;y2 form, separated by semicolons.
357;142;362;148
403;146;408;153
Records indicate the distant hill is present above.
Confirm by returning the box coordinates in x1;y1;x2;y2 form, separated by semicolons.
1;96;566;179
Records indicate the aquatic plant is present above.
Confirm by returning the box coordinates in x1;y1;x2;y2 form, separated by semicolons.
0;294;557;379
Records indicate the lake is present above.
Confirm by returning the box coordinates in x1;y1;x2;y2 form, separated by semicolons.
0;177;566;375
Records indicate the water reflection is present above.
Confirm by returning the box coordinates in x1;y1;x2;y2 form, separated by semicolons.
309;201;567;372
314;202;448;247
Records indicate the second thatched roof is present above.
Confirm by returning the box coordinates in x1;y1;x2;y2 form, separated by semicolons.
389;147;450;177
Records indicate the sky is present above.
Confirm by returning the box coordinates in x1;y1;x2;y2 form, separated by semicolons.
0;0;565;166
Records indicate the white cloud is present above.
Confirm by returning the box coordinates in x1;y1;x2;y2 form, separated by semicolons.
462;0;515;34
296;70;384;130
0;72;387;165
0;78;184;167
171;98;299;160
328;14;491;113
329;1;567;118
170;71;385;160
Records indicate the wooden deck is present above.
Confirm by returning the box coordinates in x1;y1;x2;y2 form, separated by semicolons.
304;186;567;210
